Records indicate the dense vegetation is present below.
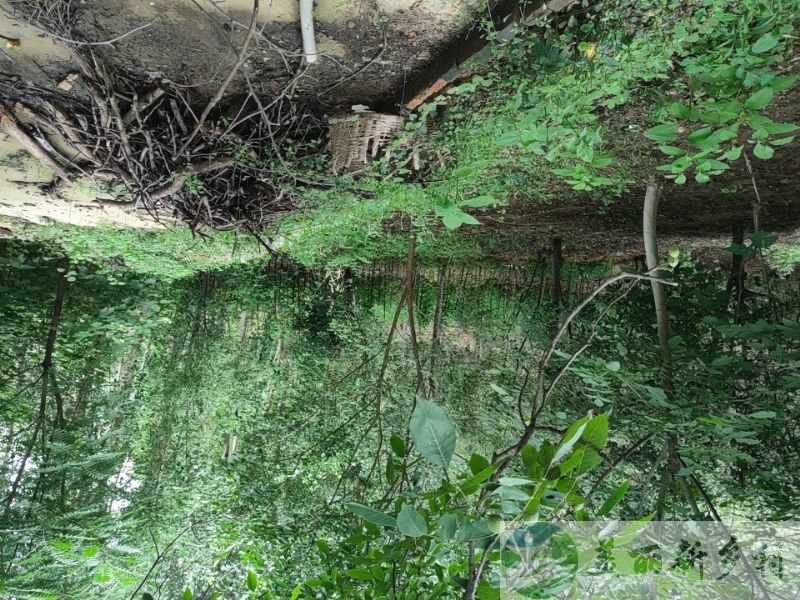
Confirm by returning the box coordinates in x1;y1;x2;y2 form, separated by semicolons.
2;0;800;598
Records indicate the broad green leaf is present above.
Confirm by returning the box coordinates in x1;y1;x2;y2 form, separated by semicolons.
290;584;302;600
458;464;497;495
597;480;631;516
753;143;774;160
644;123;678;142
469;453;490;475
496;132;520;147
460;195;497;208
410;399;456;468
183;588;193;600
771;136;794;146
455;519;493;541
554;417;590;463
749;411;776;419
745;88;775;110
437;513;458;540
752;32;779;54
687;127;712;143
667;102;690;119
345;502;396;527
658;145;684;156
521;445;538;469
389;434;405;457
725;146;742;161
247;571;257;591
498;476;534;486
346;567;373;581
493;485;530;501
397;505;428;537
575;447;603;476
771;76;798;91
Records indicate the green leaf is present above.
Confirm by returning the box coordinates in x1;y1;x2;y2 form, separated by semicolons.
397;505;428;537
687;127;712;143
753;143;774;160
581;414;609;449
725;146;742;161
667;102;690;119
435;205;480;230
460;195;497;208
606;361;620;372
246;571;257;591
290;584;302;600
695;172;710;184
345;502;396;527
183;588;193;600
437;513;458;540
752;32;779;54
597;480;631;516
142;595;154;600
496;132;520;147
745;88;775;110
644;123;678;142
770;76;798;91
410;399;456;469
658;146;684;156
345;567;373;581
469;453;490;475
458;464;497;495
771;136;794;146
554;419;589;463
389;434;405;457
521;445;538;469
749;411;776;420
455;519;493;542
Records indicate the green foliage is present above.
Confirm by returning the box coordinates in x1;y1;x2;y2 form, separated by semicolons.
25;223;264;278
409;399;457;469
648;0;799;183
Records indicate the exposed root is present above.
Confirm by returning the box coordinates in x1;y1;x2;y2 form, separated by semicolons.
0;0;325;234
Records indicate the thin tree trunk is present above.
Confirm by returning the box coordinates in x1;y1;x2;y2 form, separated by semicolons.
1;264;67;524
726;223;746;321
643;177;669;356
551;238;562;306
428;263;447;394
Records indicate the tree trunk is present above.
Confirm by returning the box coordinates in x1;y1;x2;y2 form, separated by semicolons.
551;238;562;306
428;263;447;394
643;178;669;356
1;264;67;525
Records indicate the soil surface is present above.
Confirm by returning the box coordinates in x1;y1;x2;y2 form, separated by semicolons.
73;0;479;111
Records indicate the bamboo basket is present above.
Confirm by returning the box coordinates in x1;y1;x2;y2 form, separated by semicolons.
329;112;405;173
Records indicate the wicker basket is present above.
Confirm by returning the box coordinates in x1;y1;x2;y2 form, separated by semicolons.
329;112;405;173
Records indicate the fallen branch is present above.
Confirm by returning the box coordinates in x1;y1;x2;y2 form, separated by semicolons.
148;158;235;200
178;0;260;154
0;103;72;181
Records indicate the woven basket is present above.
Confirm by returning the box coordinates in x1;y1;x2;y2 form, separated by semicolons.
329;113;405;173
